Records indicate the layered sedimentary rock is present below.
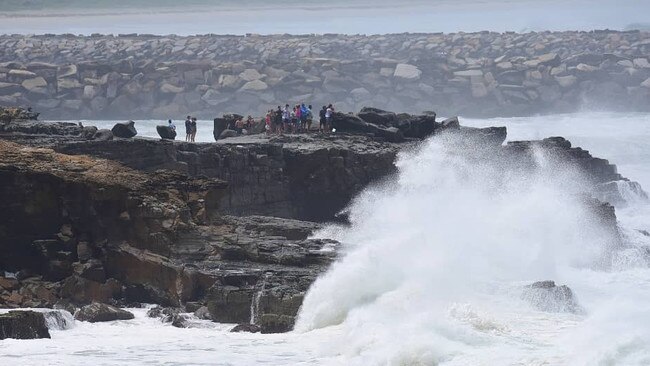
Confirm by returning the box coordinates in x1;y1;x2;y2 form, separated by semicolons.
1;31;649;119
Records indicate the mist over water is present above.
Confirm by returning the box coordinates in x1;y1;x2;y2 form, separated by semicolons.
1;0;649;35
294;115;650;365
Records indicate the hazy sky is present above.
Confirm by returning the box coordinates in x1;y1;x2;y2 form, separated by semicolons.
0;0;648;35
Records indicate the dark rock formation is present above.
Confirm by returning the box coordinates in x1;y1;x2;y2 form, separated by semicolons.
219;129;238;139
0;109;640;334
147;306;189;328
93;129;114;141
74;302;135;322
522;280;583;314
156;125;177;140
112;121;137;138
0;107;39;122
230;323;261;333
0;311;51;340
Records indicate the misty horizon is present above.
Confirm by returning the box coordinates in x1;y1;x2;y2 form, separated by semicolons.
1;0;649;35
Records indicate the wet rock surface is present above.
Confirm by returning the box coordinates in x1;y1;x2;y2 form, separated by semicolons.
0;310;51;340
522;281;583;314
75;302;135;322
0;109;640;332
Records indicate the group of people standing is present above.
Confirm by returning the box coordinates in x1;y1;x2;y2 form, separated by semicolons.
184;116;198;142
264;103;335;135
168;103;335;143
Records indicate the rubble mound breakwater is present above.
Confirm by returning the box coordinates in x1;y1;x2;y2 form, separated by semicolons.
1;31;650;119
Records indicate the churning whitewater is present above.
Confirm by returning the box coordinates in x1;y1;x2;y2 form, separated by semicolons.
2;113;649;366
294;114;650;365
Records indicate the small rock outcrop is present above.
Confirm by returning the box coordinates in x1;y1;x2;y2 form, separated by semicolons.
156;125;177;140
74;302;135;322
230;323;261;333
522;280;583;313
0;311;51;340
111;121;137;138
147;306;189;328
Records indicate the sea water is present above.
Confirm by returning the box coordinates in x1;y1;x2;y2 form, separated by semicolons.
0;0;648;35
3;111;650;366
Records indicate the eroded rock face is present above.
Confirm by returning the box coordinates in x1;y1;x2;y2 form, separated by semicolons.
74;302;135;322
0;113;639;333
0;311;51;340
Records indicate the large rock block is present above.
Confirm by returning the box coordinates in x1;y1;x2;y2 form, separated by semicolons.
74;302;135;322
111;120;138;138
156;125;177;140
0;311;51;340
393;63;422;80
521;280;582;313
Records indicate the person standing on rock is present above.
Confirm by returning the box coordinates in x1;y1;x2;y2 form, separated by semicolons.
325;104;334;132
168;119;176;131
184;115;191;142
265;111;272;135
306;105;313;132
190;117;197;142
282;104;291;133
319;106;327;133
300;103;308;132
275;106;283;135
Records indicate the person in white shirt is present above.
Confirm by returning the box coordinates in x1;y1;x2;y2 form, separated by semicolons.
325;104;334;131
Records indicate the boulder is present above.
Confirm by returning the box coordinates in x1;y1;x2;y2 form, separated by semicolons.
22;77;48;93
393;63;422;80
146;306;189;328
230;323;261;333
112;121;138;138
156;125;177;140
0;311;51;340
213;118;229;141
239;80;268;91
358;107;398;127
331;112;404;142
80;126;99;139
8;69;37;79
193;306;212;320
74;302;135;322
555;75;578;88
521;281;582;313
454;70;483;77
441;116;460;129
57;64;78;78
160;83;184;94
93;129;114;141
239;69;264;81
219;129;238;139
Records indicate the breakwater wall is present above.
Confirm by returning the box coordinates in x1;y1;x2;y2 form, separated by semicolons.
1;31;650;119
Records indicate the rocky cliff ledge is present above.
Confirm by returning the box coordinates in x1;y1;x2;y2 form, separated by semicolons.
0;109;639;333
1;31;650;119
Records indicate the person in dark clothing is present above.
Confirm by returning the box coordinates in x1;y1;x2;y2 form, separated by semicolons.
184;115;191;141
190;117;197;142
274;106;283;134
319;106;327;132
